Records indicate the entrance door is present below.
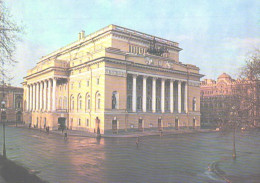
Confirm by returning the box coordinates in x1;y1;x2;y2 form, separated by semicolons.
95;117;100;134
58;117;66;130
138;119;143;131
158;118;162;131
112;120;117;134
193;119;196;129
175;119;179;130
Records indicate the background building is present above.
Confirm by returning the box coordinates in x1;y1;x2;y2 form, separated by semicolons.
23;25;203;134
200;73;259;127
0;84;23;123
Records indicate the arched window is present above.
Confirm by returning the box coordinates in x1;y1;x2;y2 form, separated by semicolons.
78;94;82;110
112;91;118;109
70;95;74;110
127;95;132;111
147;97;152;111
58;97;62;109
85;93;90;110
192;97;196;111
63;97;67;109
95;92;101;110
137;96;142;110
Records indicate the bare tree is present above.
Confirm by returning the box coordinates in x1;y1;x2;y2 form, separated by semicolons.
0;0;22;82
238;49;260;127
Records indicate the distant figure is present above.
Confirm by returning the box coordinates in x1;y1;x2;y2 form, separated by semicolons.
64;132;68;140
160;131;163;137
136;137;140;148
29;123;31;128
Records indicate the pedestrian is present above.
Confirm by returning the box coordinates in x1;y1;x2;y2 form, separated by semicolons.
136;137;139;148
160;130;163;137
64;132;68;140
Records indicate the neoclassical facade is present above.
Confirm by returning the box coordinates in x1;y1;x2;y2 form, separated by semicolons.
23;25;202;134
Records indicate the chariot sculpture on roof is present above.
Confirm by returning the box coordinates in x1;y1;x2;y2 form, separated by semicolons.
147;37;169;56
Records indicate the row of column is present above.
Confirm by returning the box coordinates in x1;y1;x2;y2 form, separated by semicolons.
132;75;188;113
26;78;57;112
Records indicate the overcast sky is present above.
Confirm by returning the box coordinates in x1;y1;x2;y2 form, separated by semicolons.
5;0;260;86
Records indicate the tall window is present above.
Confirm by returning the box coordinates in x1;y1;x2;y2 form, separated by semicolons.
96;92;101;110
156;97;161;111
70;95;74;110
15;96;22;109
127;95;132;111
137;96;142;110
78;94;82;110
192;98;196;111
112;91;118;109
147;97;152;111
58;97;62;109
86;93;90;110
63;97;67;109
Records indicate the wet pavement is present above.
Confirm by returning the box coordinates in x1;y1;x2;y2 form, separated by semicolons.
0;126;260;183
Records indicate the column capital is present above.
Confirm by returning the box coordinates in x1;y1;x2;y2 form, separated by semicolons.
132;74;138;78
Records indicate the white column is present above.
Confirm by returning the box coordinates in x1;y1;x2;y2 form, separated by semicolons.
184;82;188;113
32;84;35;111
26;85;30;111
43;80;47;111
142;76;147;112
52;78;57;111
161;79;165;113
152;77;156;113
30;84;33;111
36;83;39;111
170;80;174;113
132;75;137;112
48;79;51;111
39;82;43;111
178;81;182;113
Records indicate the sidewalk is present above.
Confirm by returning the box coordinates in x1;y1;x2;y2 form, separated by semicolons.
15;124;216;138
0;155;47;183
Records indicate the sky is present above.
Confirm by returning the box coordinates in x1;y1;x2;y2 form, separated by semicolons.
4;0;260;87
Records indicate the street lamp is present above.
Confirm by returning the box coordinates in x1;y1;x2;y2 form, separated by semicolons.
1;100;7;159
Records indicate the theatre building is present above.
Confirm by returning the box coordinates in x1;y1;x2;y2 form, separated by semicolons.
23;25;202;134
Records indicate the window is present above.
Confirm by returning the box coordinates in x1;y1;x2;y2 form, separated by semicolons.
96;92;101;110
86;93;90;110
147;97;152;111
63;97;67;109
87;80;90;87
78;81;81;88
71;83;74;89
156;97;161;111
127;95;132;110
59;97;62;109
86;119;89;127
70;95;74;110
112;91;118;109
78;94;82;110
78;118;81;126
137;96;142;110
97;78;100;85
192;97;197;111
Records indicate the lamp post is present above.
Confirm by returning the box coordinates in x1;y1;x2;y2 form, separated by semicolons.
230;106;237;160
1;100;7;159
